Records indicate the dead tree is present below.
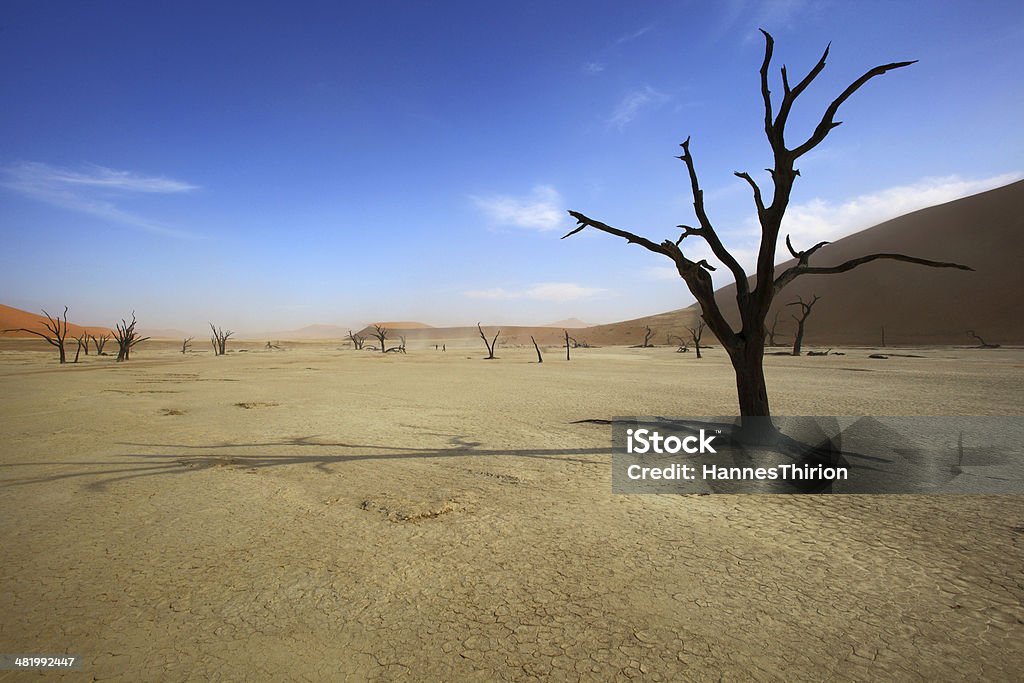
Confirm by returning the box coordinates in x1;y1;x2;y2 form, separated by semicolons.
372;325;389;354
641;325;654;348
347;330;365;350
788;295;821;356
114;313;150;362
686;320;707;359
531;336;543;363
386;336;407;353
478;322;500;359
91;333;110;355
564;329;571;360
563;31;971;440
71;332;91;363
209;324;233;356
182;337;193;354
73;332;89;363
765;310;784;347
5;307;70;364
669;335;689;353
966;330;1000;349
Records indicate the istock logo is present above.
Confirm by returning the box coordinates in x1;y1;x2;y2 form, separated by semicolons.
626;428;717;454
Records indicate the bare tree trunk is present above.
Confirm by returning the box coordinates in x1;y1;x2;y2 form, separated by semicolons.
686;320;706;359
182;337;193;354
788;295;821;356
372;325;389;353
731;342;774;441
531;336;543;363
564;330;570;360
642;325;654;348
477;323;499;359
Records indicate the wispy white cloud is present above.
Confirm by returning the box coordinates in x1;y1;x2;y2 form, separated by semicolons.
16;162;199;193
472;185;566;231
608;86;668;130
582;61;605;74
773;173;1023;250
614;25;654;45
465;282;606;303
0;161;200;238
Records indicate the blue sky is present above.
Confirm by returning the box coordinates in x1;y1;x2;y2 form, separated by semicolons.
1;0;1021;333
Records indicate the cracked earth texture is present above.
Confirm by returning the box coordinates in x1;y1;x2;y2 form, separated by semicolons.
1;343;1022;680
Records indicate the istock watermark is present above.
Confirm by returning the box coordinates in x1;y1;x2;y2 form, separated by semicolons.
611;416;1024;494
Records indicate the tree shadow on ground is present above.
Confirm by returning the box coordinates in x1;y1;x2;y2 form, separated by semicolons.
0;433;615;491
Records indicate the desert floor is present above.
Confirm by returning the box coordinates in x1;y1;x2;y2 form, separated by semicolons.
1;341;1023;681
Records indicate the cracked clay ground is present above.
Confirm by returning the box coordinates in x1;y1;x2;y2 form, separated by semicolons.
1;343;1022;681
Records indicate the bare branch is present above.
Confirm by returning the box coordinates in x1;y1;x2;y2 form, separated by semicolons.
775;42;831;129
563;211;668;255
785;234;830;261
677;138;749;293
758;29;774;139
791;58;917;158
734;171;766;218
775;252;972;293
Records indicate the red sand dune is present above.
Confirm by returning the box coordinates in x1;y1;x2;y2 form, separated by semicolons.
0;304;112;339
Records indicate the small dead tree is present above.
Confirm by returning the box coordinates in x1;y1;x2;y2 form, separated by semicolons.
531;336;543;363
209;324;233;356
641;325;654;348
686;320;707;359
372;325;389;354
788;295;821;356
669;335;689;353
91;333;110;355
765;310;784;347
6;307;70;364
114;313;150;362
73;332;89;363
477;323;500;359
563;31;971;440
347;330;365;350
564;329;571;360
386;336;407;353
181;337;193;354
966;330;1000;349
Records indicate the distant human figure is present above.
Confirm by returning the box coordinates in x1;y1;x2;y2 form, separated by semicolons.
442;344;446;352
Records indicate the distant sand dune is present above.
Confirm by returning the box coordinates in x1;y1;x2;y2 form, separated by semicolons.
0;304;112;339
